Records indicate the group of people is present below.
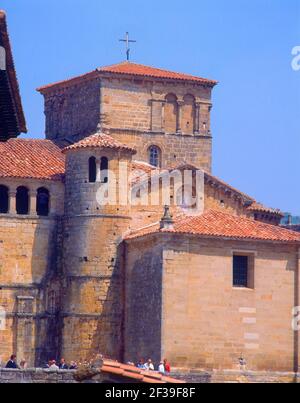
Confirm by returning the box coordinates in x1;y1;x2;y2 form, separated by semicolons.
5;355;27;370
44;358;78;371
134;358;171;375
4;353;171;375
4;355;78;371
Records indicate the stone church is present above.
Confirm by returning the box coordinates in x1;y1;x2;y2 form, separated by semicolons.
1;10;300;373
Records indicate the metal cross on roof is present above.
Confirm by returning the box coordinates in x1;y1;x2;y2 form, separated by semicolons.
119;32;137;61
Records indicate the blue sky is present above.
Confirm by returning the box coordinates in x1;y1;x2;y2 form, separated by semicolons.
2;0;300;213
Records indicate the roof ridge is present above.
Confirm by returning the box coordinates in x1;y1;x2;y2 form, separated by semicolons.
62;132;136;154
100;61;213;79
38;61;217;92
125;209;300;243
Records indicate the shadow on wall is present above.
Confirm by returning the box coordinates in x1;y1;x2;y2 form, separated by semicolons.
125;251;162;365
8;216;64;367
90;241;125;362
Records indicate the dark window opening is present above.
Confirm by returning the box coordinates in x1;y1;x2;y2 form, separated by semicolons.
37;188;50;217
233;255;248;288
16;186;29;215
0;185;9;214
149;146;161;168
100;157;109;183
89;157;97;183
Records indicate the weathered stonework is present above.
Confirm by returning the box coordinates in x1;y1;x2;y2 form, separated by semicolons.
125;235;300;373
40;73;213;171
0;63;296;378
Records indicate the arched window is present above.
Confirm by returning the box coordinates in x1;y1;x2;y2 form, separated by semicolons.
100;157;109;183
164;94;178;133
37;188;50;216
149;146;161;168
182;94;195;134
16;186;29;215
0;185;9;214
89;157;97;183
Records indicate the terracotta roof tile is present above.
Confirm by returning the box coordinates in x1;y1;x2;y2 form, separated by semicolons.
98;62;217;85
0;138;65;180
101;360;185;383
125;209;300;243
63;133;136;154
247;202;283;216
37;62;217;92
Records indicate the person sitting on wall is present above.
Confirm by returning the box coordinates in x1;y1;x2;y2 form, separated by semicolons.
136;359;147;370
158;361;165;374
5;355;19;369
19;359;27;370
164;359;171;375
48;360;59;371
144;358;154;371
69;361;78;370
59;358;69;370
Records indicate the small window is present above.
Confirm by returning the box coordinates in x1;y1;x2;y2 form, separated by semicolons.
16;186;29;215
149;146;161;168
100;157;109;183
89;157;97;183
37;188;50;216
0;185;9;214
233;255;254;288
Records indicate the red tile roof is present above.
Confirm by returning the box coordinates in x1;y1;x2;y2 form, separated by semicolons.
101;360;185;384
247;202;283;216
0;10;27;136
98;62;217;85
37;62;217;92
62;133;136;154
125;209;300;244
0;138;65;181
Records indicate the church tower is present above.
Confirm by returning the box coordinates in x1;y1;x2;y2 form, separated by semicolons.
38;62;217;172
61;133;136;362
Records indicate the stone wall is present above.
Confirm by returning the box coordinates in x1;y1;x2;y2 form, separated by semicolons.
43;78;101;143
125;234;300;372
61;148;133;363
101;76;213;171
0;215;61;366
110;130;212;171
173;370;300;383
0;177;64;366
40;74;214;171
0;368;299;383
124;238;163;364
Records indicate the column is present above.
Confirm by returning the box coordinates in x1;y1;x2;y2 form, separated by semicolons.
16;296;35;367
30;190;37;216
199;102;213;136
176;100;184;134
9;190;16;215
151;99;165;133
194;102;201;135
96;158;101;182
